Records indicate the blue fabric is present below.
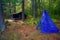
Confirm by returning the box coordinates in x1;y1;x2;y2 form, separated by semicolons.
36;10;59;34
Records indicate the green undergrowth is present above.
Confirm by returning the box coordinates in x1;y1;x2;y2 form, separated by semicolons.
24;18;40;26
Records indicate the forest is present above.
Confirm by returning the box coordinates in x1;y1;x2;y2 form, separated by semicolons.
0;0;60;40
1;0;60;19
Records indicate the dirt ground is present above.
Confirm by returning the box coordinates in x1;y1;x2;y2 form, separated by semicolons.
1;19;60;40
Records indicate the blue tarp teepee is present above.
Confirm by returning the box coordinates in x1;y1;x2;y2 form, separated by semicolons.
36;10;59;33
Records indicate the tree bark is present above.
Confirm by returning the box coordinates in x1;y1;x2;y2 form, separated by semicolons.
32;0;36;18
22;0;25;21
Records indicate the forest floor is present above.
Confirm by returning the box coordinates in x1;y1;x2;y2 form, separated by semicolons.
1;19;60;40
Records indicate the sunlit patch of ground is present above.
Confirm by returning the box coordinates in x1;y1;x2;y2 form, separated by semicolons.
1;19;60;40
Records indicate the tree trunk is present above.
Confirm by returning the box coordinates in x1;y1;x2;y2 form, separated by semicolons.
13;1;16;13
22;0;25;21
32;0;36;18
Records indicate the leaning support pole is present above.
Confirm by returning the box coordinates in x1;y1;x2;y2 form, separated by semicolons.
0;2;5;40
0;3;5;32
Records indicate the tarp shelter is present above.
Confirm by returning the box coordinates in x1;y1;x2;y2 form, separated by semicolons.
36;10;59;34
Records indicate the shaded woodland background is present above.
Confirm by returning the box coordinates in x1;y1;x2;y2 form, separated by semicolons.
1;0;60;20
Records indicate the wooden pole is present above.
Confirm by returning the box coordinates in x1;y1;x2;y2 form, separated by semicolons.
0;2;5;32
0;2;5;40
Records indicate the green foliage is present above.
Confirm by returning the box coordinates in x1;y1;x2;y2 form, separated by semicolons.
27;18;39;26
5;20;11;26
25;9;32;18
1;0;60;20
